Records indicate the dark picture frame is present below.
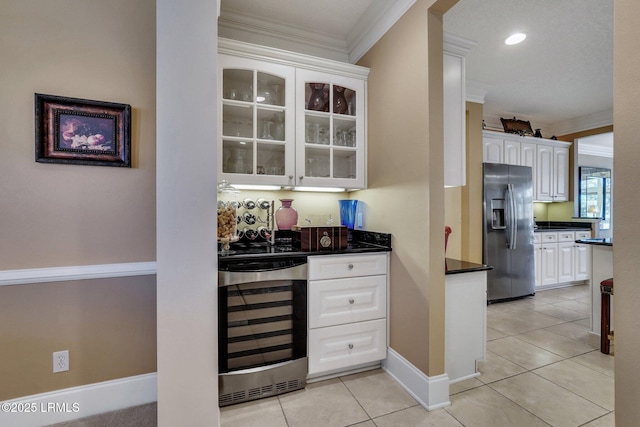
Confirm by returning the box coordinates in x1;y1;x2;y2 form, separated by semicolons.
35;93;131;167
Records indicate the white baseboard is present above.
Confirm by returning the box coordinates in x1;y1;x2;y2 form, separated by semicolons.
0;373;157;427
382;348;451;411
0;262;157;287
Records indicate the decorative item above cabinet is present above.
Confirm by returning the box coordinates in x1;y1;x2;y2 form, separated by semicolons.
218;39;369;191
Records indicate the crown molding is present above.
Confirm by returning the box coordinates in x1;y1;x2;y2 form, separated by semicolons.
218;10;350;62
443;32;477;57
546;109;613;137
218;38;370;79
219;1;418;65
466;79;491;104
579;144;613;158
347;0;416;63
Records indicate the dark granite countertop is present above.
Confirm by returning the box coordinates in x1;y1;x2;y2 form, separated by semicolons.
445;258;493;275
218;229;391;261
534;221;592;233
576;238;613;247
535;227;592;233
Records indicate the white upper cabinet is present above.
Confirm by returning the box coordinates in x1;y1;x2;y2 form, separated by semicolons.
296;69;366;189
443;33;475;187
218;54;296;186
536;144;569;202
218;39;369;190
443;52;465;186
520;142;537;193
482;130;570;202
483;137;503;163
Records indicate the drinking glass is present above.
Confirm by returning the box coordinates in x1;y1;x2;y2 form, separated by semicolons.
261;121;274;139
305;122;317;143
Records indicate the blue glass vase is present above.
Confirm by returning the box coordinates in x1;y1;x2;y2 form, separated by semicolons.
338;200;358;229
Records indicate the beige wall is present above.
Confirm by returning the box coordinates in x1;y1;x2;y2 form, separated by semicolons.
461;101;483;264
444;102;484;265
613;1;640;424
0;0;156;400
0;276;156;401
356;0;451;377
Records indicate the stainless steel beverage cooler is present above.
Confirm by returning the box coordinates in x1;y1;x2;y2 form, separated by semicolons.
218;256;308;406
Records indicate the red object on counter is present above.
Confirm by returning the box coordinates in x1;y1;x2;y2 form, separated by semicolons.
445;226;452;254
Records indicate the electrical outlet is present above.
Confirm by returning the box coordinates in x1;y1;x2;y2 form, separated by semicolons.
53;350;69;373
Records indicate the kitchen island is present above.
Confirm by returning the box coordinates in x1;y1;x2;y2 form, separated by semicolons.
445;258;492;384
575;238;613;337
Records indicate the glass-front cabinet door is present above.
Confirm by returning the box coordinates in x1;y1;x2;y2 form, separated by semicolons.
295;69;366;189
218;54;295;186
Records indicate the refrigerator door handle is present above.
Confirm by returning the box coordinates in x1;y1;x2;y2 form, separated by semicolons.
506;184;517;250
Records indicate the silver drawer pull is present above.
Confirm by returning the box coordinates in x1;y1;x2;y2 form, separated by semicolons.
348;343;354;350
349;298;355;304
348;263;354;270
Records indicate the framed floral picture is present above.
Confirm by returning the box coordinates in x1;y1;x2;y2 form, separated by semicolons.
35;93;131;167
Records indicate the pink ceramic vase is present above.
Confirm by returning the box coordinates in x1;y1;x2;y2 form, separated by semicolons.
276;199;298;230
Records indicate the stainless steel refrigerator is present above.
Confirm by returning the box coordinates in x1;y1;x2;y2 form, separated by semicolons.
483;163;535;302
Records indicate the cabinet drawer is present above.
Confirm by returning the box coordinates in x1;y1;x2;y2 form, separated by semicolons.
558;231;576;242
309;275;386;328
308;319;386;375
308;253;387;281
534;233;541;244
575;231;591;240
541;232;558;243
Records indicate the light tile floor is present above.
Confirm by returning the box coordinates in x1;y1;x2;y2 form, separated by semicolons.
221;284;615;427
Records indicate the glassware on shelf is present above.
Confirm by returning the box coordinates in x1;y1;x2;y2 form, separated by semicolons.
317;125;329;145
334;128;347;146
233;121;242;137
257;79;272;104
306;158;316;177
261;121;274;139
217;180;240;250
273;112;285;140
271;83;281;106
225;148;247;174
346;128;356;147
307;83;328;112
305;122;317;143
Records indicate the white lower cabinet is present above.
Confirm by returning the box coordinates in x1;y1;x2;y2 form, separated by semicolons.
308;319;386;375
539;232;559;287
574;231;592;281
535;231;591;288
445;270;487;383
307;253;388;378
557;232;576;283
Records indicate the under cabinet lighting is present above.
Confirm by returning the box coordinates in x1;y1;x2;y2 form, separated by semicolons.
229;184;349;193
505;33;526;45
233;184;281;191
293;186;346;193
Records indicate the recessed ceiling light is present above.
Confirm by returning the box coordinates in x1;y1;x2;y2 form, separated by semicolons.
505;33;526;45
